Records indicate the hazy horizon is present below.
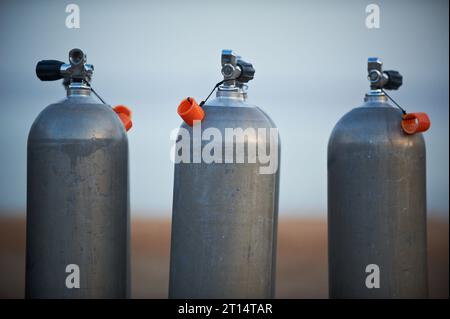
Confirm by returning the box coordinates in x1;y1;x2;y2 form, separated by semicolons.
0;0;448;217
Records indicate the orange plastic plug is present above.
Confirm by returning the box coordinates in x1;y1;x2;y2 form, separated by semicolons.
177;97;205;126
401;112;430;135
113;105;133;132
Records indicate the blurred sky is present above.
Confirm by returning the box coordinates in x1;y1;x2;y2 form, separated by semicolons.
0;0;448;217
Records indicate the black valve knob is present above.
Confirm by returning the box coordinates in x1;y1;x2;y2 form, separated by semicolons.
36;60;64;81
384;70;403;90
236;60;255;83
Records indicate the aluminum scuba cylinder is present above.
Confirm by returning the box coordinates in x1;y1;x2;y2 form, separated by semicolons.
328;57;430;298
170;50;280;298
26;48;132;298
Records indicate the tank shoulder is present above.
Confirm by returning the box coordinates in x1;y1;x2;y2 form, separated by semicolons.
200;103;277;129
256;106;278;128
29;99;126;142
328;105;425;149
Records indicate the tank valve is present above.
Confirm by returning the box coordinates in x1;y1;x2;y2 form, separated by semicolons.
36;48;93;86
221;49;255;87
367;57;402;91
367;57;430;134
177;50;255;126
36;49;132;132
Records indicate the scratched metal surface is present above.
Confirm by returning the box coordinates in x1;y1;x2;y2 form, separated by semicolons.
26;96;130;298
328;100;428;298
169;99;280;299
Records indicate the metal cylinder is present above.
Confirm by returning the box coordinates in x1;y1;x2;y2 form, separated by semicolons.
169;51;280;299
328;92;428;298
26;52;130;298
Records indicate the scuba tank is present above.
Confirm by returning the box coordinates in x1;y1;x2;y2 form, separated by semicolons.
169;50;280;298
328;57;430;298
26;48;132;298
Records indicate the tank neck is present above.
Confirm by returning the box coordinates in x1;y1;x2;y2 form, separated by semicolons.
66;82;91;97
216;84;247;101
364;89;388;103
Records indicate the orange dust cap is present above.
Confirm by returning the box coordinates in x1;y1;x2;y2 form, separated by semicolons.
114;105;133;132
177;97;205;127
401;112;430;135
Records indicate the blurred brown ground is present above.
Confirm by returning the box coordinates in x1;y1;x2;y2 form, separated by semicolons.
0;213;448;299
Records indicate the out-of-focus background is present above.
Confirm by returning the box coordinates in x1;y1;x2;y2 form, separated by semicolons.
0;217;448;298
0;0;448;298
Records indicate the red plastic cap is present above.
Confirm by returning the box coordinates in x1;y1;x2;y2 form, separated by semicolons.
401;112;430;135
113;105;132;132
177;97;205;126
